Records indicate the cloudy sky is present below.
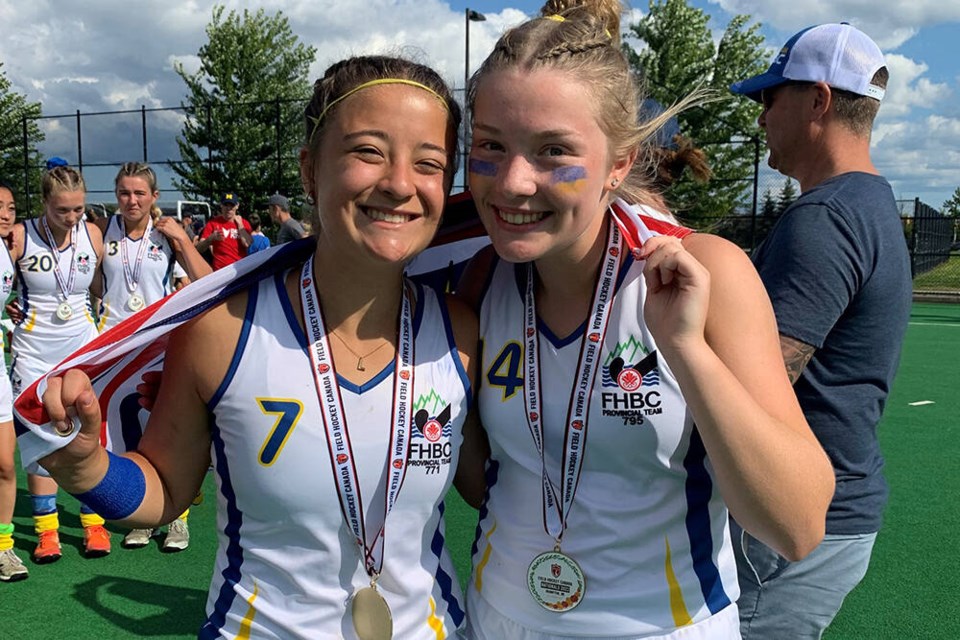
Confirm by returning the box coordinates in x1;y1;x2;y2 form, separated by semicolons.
1;0;958;209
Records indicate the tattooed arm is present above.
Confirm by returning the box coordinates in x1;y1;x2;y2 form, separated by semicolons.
779;334;816;385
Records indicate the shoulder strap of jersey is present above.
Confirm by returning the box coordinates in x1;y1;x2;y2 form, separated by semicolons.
609;199;693;254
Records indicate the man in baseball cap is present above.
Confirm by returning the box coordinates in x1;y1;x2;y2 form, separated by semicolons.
267;193;307;244
730;24;912;640
197;191;253;269
729;23;912;640
731;22;886;103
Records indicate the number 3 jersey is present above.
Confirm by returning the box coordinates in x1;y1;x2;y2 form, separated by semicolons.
200;271;470;640
470;207;740;638
12;219;98;393
98;214;184;330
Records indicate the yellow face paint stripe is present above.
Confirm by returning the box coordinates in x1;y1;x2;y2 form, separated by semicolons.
665;537;693;627
473;519;498;592
426;596;446;639
236;581;260;639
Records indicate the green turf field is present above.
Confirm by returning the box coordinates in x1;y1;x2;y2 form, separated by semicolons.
5;303;958;639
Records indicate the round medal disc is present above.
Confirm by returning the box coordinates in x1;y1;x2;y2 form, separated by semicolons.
56;302;73;321
128;293;145;312
528;550;586;612
351;586;393;640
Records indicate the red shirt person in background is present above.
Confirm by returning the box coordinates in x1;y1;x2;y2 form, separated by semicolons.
197;192;253;270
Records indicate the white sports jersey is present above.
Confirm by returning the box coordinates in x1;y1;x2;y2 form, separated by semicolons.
11;219;98;394
99;214;182;330
0;241;14;421
469;205;739;638
199;272;470;639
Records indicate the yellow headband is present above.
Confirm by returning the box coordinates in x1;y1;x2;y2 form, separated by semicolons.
308;78;450;145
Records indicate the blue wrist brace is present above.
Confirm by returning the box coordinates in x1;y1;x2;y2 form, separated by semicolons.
72;452;146;520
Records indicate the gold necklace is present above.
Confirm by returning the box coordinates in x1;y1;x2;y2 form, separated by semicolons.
329;330;391;371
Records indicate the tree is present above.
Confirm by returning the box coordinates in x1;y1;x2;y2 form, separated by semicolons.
777;178;797;214
625;0;768;223
0;63;45;217
173;6;315;213
760;188;777;217
943;187;960;217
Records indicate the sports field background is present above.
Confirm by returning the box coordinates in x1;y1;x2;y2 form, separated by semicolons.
4;302;958;639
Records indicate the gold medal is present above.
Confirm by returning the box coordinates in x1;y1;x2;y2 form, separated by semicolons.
527;549;586;612
56;301;74;321
351;585;393;640
128;293;145;312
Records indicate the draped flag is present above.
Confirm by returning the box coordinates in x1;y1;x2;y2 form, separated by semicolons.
14;238;316;471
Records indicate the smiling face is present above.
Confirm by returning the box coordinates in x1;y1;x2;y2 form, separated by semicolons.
116;175;158;229
0;187;15;237
300;83;455;267
468;68;632;264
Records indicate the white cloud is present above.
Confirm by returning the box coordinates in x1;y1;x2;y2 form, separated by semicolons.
709;0;960;48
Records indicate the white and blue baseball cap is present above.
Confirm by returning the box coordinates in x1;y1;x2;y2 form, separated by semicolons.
730;23;886;103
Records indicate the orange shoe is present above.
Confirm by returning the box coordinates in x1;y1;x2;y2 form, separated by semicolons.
83;525;112;558
33;530;62;564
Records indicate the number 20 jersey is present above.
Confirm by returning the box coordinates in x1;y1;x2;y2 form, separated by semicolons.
200;272;470;639
470;208;740;637
12;219;98;393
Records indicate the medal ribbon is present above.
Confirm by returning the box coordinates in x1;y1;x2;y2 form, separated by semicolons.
523;220;621;545
120;216;153;294
39;216;79;300
300;256;414;578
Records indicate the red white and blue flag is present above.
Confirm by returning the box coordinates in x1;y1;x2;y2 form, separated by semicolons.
14;238;316;471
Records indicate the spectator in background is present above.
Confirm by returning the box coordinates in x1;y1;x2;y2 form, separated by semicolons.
729;23;912;639
268;193;307;243
196;192;252;270
247;212;271;254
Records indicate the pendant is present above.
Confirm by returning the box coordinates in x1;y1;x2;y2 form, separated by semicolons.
527;549;586;612
56;302;74;321
351;585;393;640
356;357;365;372
128;293;146;312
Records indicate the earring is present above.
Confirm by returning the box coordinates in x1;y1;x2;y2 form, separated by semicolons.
610;178;619;188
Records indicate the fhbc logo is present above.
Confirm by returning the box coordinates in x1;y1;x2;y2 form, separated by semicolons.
600;346;662;426
410;389;453;474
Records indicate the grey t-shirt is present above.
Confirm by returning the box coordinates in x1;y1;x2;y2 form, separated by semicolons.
752;172;912;534
277;217;306;244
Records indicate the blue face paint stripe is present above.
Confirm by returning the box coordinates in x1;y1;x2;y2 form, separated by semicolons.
468;158;498;177
552;165;587;184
